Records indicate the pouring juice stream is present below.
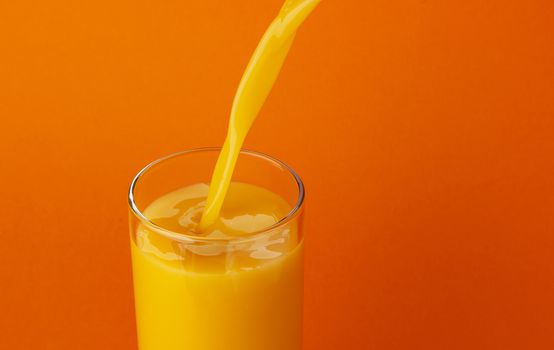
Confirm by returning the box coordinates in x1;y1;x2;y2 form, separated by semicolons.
199;0;321;229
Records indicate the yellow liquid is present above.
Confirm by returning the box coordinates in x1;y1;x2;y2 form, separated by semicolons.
200;0;321;228
131;182;303;350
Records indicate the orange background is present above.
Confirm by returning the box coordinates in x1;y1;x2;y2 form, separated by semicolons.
1;0;554;349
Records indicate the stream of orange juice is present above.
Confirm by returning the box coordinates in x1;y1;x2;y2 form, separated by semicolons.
131;182;302;349
199;0;321;229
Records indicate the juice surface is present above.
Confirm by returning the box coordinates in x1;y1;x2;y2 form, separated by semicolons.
131;182;303;350
200;0;321;228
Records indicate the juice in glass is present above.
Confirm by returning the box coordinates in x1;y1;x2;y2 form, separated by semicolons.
129;149;305;349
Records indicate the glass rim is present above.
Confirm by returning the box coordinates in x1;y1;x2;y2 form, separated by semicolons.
128;147;305;244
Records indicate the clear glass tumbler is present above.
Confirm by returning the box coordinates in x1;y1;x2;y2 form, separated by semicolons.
128;148;305;350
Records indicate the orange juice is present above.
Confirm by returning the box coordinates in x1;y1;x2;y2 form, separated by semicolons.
130;0;320;348
131;181;303;350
